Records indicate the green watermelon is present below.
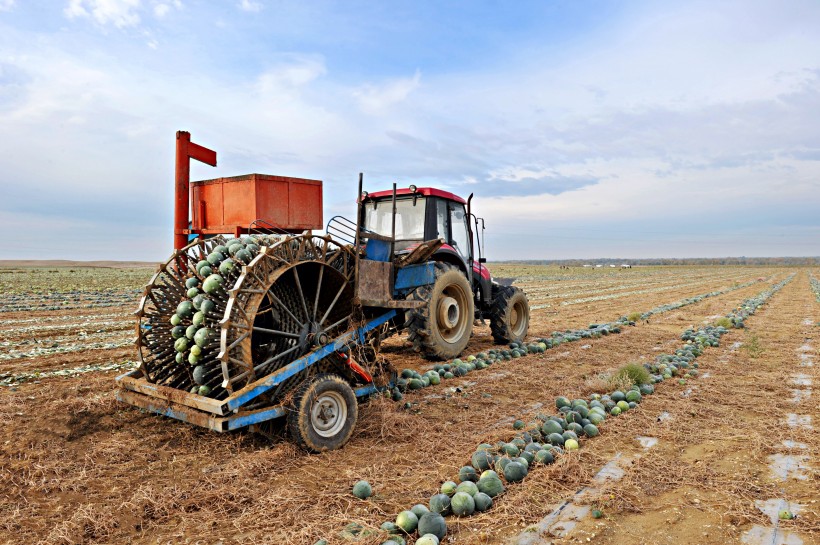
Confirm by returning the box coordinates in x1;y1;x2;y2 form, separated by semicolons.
197;385;211;396
458;466;478;483
455;481;478;497
192;365;206;385
174;337;188;352
503;461;526;483
513;419;525;430
625;390;642;403
440;481;458;496
474;492;492;512
583;424;599;437
450;492;475;517
556;396;571;409
565;438;579;450
477;475;504;497
352;480;372;499
471;450;492;471
200;299;216;315
417;511;447;540
194;327;213;348
611;390;626;402
534;449;554;464
429;493;451;515
541;420;563;435
411;504;429;519
176;300;194;318
202;274;224;294
416;535;438;545
395;510;418;533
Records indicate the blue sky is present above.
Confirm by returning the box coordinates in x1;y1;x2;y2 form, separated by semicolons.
0;0;818;261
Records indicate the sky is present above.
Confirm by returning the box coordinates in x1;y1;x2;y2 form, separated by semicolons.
0;0;818;261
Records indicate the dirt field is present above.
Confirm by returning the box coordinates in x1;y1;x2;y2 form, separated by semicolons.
0;264;817;545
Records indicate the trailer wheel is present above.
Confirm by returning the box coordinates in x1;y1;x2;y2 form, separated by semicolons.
489;285;530;344
288;374;358;452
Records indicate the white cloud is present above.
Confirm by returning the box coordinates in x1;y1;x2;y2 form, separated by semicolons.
0;0;15;12
64;0;142;28
353;70;421;114
153;3;169;17
238;0;261;13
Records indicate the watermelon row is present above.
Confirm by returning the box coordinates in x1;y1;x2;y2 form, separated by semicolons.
389;279;764;401
810;273;820;303
346;276;795;545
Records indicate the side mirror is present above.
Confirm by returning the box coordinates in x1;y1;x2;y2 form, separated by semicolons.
478;258;487;264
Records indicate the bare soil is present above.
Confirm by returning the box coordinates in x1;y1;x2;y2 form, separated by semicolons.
0;265;815;545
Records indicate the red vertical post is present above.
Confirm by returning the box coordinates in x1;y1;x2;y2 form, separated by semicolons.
174;131;191;250
174;131;217;250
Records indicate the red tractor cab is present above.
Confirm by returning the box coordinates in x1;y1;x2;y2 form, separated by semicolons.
357;185;529;359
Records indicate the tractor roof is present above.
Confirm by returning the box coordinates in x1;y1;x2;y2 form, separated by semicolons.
366;187;467;205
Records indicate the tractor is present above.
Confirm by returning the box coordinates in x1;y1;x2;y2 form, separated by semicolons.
117;132;530;452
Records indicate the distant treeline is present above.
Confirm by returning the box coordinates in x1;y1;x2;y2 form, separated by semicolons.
496;257;820;266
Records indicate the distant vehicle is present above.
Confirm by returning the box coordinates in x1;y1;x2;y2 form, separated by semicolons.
595;264;603;268
622;264;632;268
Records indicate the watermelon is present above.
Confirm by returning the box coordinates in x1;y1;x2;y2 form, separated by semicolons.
471;450;492;471
616;400;630;412
474;492;493;512
352;480;372;499
458;466;478;483
565;438;579;450
408;378;424;390
513;419;525;430
534;449;554;464
416;536;439;545
197;385;211;396
218;258;236;276
206;251;225;265
185;324;199;340
187;352;200;365
547;433;565;446
583;424;599;437
411;504;429;519
186;287;199;298
501;443;520;457
195;260;209;274
200;299;216;315
235;248;253;264
194;327;213;348
380;521;399;533
503;461;526;482
429;493;451;515
417;511;447;540
541;420;564;436
203;274;224;294
395;510;418;533
477;475;504;497
192;311;205;327
176;300;194;319
611;406;622;416
555;396;571;409
199;265;213;277
450;492;475;516
174;337;188;352
440;481;458;496
455;481;478;497
625;390;642;403
171;325;186;339
192;365;206;385
611;391;626;402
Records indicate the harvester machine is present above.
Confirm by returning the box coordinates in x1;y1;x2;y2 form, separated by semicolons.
117;131;529;451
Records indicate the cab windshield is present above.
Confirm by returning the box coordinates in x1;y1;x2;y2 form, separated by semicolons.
364;197;426;251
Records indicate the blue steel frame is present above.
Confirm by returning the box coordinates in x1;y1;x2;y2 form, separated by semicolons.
117;309;399;432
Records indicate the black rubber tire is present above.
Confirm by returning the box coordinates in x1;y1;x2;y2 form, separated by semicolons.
489;285;530;344
287;373;358;452
406;262;475;360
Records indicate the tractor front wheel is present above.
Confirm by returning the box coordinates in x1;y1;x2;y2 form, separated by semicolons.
288;374;358;452
489;285;530;344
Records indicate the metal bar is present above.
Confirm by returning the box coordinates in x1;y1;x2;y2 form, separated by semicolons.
225;406;288;430
252;326;300;339
312;264;324;322
354;384;381;398
291;266;310;321
354;173;363;299
225;310;398;411
390;182;397;258
319;277;350;326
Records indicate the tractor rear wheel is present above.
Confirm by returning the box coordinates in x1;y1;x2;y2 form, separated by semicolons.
288;373;358;452
489;285;530;344
407;262;475;360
